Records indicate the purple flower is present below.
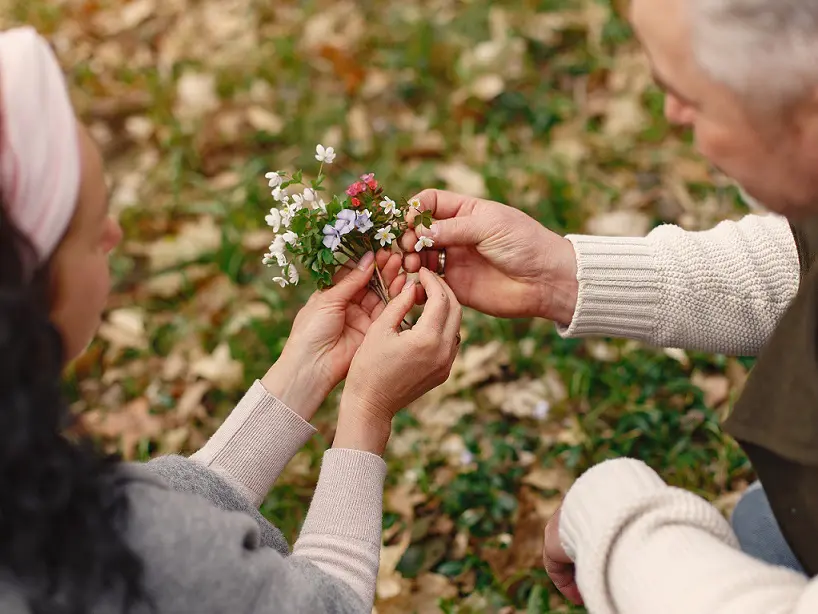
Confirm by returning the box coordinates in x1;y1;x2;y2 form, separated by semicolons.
322;225;342;251
335;209;357;235
355;210;373;233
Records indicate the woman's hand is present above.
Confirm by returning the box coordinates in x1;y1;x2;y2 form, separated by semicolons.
262;250;406;420
333;268;462;455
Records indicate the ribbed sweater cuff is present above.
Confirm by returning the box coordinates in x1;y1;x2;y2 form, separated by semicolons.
299;449;387;545
190;380;316;507
559;458;666;561
558;235;660;340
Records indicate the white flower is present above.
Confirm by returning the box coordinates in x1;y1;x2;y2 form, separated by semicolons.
379;196;400;216
280;207;293;228
313;198;328;213
460;450;474;466
265;172;283;188
533;400;550;421
302;188;316;202
287;266;299;285
275;252;288;267
272;187;289;203
375;225;396;247
272;276;288;287
414;236;434;252
291;193;304;207
315;144;336;164
281;231;298;245
269;235;286;256
262;253;274;266
265;208;281;232
408;197;422;209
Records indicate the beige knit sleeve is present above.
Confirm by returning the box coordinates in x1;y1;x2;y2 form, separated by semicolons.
559;214;799;355
293;448;387;606
190;380;317;507
559;458;818;614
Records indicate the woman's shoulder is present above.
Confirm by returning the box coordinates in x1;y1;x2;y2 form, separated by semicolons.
121;456;290;554
117;460;367;614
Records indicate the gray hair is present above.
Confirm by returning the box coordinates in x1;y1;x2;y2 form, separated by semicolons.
692;0;818;109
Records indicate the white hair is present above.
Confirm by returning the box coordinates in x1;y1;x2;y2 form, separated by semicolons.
692;0;818;108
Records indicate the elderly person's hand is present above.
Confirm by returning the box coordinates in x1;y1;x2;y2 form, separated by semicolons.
262;249;406;420
543;507;584;606
334;268;462;454
399;189;579;325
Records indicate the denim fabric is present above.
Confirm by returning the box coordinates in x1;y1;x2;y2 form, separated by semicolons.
731;481;806;574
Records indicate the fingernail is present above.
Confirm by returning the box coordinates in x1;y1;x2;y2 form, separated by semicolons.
419;224;439;238
402;278;416;293
357;251;375;271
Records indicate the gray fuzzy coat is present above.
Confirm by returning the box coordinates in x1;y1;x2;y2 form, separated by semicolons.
0;456;366;614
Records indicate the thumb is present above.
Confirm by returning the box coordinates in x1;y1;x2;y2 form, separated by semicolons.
417;215;491;248
372;279;416;333
324;251;375;303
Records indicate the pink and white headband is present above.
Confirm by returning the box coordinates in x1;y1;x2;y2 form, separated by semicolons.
0;27;80;262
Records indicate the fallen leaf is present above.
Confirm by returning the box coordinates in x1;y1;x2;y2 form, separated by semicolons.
97;308;148;351
436;163;487;198
246;106;284;135
146;216;222;271
585;210;652;237
191;343;243;389
691;372;730;408
176;380;211;420
376;532;412;601
521;465;574;493
174;71;220;124
84;397;164;459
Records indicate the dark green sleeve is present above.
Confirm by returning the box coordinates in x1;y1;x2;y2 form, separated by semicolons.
788;219;818;277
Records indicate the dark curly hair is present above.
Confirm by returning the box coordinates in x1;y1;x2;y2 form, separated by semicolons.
0;200;145;613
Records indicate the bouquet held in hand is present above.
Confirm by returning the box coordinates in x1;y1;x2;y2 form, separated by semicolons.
261;144;434;306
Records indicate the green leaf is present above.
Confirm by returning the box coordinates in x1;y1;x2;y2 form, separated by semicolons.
436;560;466;578
321;249;335;264
292;169;303;184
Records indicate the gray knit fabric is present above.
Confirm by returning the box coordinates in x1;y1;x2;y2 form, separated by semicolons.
0;457;367;614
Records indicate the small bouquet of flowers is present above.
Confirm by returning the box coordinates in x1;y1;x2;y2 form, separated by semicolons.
261;144;435;306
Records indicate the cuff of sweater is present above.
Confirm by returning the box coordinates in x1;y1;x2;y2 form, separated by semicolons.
299;449;387;546
559;458;666;561
190;380;317;507
557;235;660;341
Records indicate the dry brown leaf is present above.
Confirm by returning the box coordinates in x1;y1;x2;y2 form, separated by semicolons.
246;106;284;135
521;465;574;493
691;372;730;408
385;482;426;521
347;104;373;154
376;532;412;601
97;308;148;351
147;216;221;271
436;163;487;198
176;380;211;420
470;74;505;100
585;210;651;237
84;397;164;459
174;71;220;124
190;343;243;389
93;0;156;35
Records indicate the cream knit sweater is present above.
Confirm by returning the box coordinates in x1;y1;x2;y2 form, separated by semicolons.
190;213;807;612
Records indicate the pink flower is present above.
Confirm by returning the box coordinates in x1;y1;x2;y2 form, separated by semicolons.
346;181;366;197
351;197;362;207
360;172;378;191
